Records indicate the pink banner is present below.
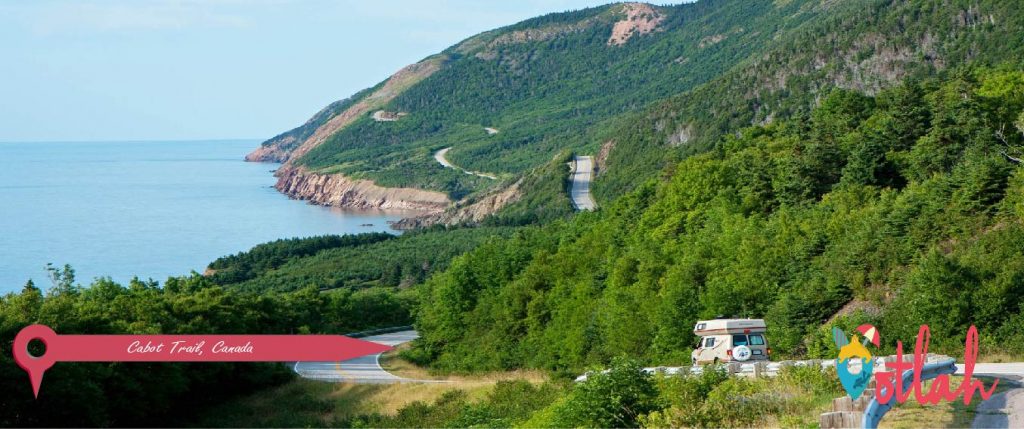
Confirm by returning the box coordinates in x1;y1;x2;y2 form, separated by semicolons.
13;324;393;398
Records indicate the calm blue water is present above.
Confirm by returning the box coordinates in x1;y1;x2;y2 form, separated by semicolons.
0;140;413;293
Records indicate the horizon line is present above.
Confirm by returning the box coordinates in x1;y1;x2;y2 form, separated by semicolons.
0;138;263;144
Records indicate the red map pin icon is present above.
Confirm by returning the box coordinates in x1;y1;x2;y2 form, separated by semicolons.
13;324;57;398
12;324;392;398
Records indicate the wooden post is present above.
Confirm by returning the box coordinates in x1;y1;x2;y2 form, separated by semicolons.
821;389;874;428
820;411;862;429
832;391;874;412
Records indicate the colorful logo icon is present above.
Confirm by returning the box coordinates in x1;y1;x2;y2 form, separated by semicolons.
833;324;880;400
830;324;997;406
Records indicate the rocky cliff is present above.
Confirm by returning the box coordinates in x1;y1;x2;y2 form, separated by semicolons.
248;57;449;214
392;179;523;229
274;166;451;212
244;137;295;162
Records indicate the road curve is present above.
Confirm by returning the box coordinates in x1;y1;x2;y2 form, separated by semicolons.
434;147;497;179
958;362;1024;377
294;330;438;384
570;155;597;211
960;364;1024;429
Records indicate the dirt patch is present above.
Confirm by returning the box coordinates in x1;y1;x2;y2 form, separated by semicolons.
826;298;883;324
372;110;406;122
666;123;695;147
607;3;665;46
699;33;727;48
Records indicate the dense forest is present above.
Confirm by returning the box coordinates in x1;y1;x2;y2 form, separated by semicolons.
208;227;517;292
0;266;415;426
594;0;1024;202
412;68;1024;372
0;226;518;425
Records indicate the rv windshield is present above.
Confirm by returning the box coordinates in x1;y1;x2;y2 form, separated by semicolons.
732;334;749;346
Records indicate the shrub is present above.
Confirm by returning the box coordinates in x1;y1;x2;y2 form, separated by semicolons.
547;357;663;428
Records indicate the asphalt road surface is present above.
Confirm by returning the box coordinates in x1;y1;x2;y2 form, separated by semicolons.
294;330;430;384
433;147;497;179
961;363;1024;428
570;155;596;211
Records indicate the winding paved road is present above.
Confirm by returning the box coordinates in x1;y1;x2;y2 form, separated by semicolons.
961;364;1024;428
570;155;596;211
294;330;436;383
433;147;497;179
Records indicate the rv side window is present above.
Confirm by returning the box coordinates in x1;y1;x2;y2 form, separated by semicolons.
704;337;715;348
732;334;749;346
749;334;765;346
695;323;706;331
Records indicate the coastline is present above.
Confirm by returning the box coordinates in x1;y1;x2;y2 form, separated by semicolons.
272;165;452;213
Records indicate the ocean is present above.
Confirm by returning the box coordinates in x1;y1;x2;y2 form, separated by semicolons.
0;140;412;293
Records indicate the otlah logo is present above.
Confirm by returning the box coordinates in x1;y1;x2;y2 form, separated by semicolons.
832;324;879;400
831;324;998;406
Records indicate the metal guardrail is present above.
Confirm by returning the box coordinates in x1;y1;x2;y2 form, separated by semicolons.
575;354;952;383
578;360;830;382
345;325;414;338
861;359;958;429
288;326;413;371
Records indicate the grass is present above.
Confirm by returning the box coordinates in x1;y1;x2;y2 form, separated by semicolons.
188;354;1020;427
880;376;1015;429
188;351;549;427
978;352;1024;363
379;343;548;385
187;378;482;427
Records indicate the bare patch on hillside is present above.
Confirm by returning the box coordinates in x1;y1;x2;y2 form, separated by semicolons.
607;3;665;46
666;123;694;147
472;19;600;60
285;56;444;163
826;298;883;325
594;140;616;176
372;110;407;122
699;34;726;48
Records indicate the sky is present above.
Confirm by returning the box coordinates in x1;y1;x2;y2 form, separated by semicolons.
0;0;633;142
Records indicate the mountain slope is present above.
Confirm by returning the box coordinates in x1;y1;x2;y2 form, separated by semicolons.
413;68;1024;372
594;0;1024;201
251;0;1024;229
248;0;830;216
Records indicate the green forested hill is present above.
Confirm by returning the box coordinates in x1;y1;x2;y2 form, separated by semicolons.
594;0;1024;201
249;88;376;162
241;1;1024;373
207;227;517;292
267;0;832;198
260;0;1024;215
412;69;1024;372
